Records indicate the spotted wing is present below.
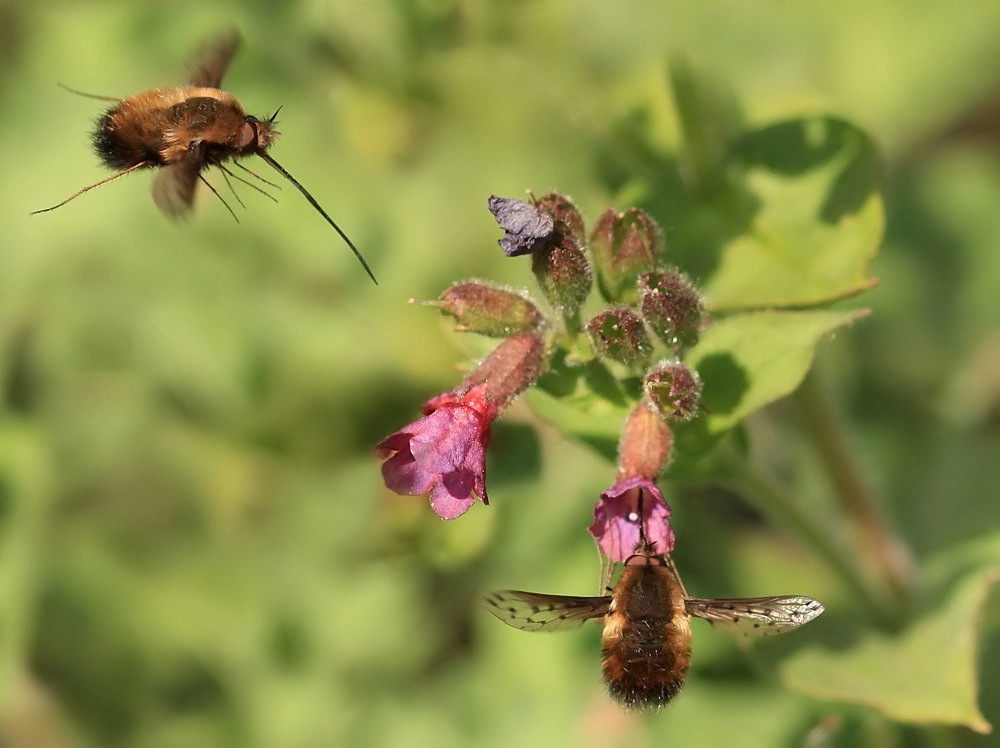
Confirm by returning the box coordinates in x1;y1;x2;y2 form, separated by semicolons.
485;591;610;633
186;30;242;88
685;595;824;637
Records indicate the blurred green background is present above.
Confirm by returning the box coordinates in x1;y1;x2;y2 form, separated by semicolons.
3;1;1000;746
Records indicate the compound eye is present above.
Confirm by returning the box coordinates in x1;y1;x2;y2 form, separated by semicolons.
236;117;260;151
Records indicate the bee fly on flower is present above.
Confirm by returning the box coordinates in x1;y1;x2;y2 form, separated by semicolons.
31;30;376;284
485;497;824;709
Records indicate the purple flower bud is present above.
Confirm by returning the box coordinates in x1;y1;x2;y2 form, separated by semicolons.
589;208;662;304
639;270;703;351
645;361;702;421
438;282;542;336
586;308;653;370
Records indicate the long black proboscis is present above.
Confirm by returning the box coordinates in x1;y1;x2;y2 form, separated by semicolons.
256;151;376;284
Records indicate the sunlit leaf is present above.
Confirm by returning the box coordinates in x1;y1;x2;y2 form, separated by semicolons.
782;563;997;734
685;309;869;434
705;117;883;311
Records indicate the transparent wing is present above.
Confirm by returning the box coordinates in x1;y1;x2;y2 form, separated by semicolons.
484;591;610;633
186;30;242;88
152;160;200;218
685;595;824;637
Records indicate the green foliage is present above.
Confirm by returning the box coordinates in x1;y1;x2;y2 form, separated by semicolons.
688;310;869;434
3;1;1000;747
706;117;882;311
785;557;996;734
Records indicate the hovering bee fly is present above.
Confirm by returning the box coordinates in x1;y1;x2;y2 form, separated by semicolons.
32;30;376;284
485;542;824;709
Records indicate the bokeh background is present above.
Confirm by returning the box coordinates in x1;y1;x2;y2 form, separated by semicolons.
3;1;1000;746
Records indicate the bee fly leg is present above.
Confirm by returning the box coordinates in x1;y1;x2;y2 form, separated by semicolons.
197;173;239;222
664;553;689;598
56;83;121;102
219;163;277;203
216;168;248;210
233;160;281;192
30;161;155;215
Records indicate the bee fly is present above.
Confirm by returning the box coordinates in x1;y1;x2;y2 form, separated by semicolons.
31;30;376;284
485;513;824;709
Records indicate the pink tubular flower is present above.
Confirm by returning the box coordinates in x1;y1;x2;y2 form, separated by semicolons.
588;477;675;562
376;332;543;520
377;385;495;520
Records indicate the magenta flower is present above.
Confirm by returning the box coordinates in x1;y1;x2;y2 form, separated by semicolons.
588;477;675;562
377;385;495;520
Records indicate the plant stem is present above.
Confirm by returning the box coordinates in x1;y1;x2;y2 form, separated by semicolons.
719;446;897;626
793;371;916;612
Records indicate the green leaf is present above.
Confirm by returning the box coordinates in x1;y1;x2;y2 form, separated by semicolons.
685;309;868;434
781;562;997;734
525;363;634;462
705;117;883;311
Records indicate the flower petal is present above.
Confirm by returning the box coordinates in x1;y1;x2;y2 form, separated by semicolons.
429;473;478;519
588;477;674;562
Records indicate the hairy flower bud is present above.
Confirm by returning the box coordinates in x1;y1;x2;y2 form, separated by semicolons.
645;361;702;421
639;270;703;350
617;399;673;480
534;192;586;245
531;234;592;319
438;282;542;336
586;308;653;370
589;207;662;304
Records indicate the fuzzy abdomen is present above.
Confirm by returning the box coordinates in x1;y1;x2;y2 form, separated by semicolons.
599;559;692;709
601;614;691;709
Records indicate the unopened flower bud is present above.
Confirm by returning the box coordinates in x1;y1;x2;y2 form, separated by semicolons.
589;207;662;304
639;270;703;350
645;361;701;421
531;234;592;319
534;192;586;245
617;399;673;480
586;308;653;370
438;282;542;336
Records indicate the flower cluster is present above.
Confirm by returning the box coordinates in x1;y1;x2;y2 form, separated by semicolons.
376;193;704;561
